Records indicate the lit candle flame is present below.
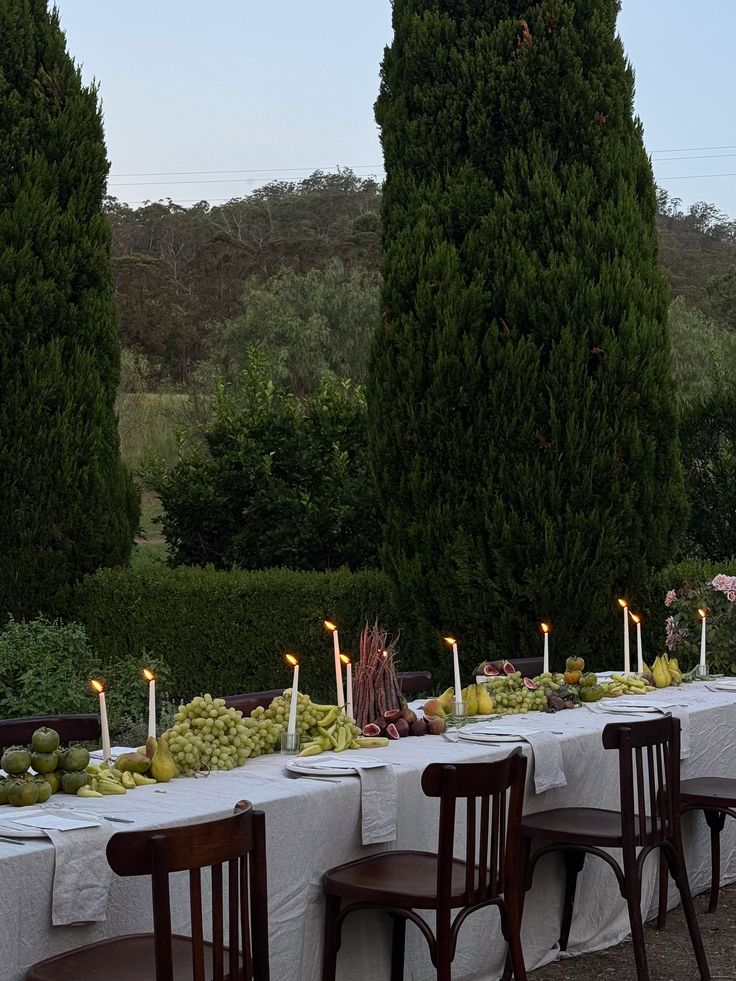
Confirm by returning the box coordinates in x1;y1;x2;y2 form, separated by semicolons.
142;668;155;682
629;613;641;625
617;598;628;609
323;620;337;633
540;622;551;634
382;649;388;659
285;653;298;667
698;608;707;619
443;636;456;647
90;679;104;694
340;654;351;665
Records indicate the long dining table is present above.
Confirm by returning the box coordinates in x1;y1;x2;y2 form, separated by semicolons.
2;682;736;981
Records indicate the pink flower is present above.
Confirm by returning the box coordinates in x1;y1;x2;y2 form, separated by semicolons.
664;590;676;607
665;616;687;652
728;591;736;602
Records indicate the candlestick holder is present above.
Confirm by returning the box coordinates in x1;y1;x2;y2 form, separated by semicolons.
280;732;300;755
451;701;467;718
694;663;709;679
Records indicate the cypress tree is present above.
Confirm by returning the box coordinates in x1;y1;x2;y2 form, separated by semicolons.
0;1;139;618
370;0;686;669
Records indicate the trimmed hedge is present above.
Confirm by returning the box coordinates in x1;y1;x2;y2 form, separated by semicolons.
73;566;433;703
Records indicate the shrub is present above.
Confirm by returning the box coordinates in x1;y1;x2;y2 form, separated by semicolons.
72;565;430;704
0;617;170;734
663;573;736;675
679;376;736;561
142;353;380;571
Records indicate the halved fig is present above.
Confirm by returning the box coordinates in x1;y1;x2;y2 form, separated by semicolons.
523;677;538;691
502;661;516;676
483;663;500;676
384;708;402;721
386;723;400;740
362;723;381;736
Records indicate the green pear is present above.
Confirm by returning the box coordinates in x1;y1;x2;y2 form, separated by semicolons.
150;732;176;783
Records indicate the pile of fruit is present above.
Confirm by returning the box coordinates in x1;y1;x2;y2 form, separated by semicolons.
424;670;548;719
0;727;91;806
648;655;683;687
361;704;445;741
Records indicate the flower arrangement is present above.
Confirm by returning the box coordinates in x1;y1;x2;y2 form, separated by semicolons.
664;574;736;674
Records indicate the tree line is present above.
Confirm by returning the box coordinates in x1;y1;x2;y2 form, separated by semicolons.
110;176;736;393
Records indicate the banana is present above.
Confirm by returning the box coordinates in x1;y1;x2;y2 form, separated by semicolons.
97;777;127;795
121;771;136;790
355;736;389;748
298;743;323;757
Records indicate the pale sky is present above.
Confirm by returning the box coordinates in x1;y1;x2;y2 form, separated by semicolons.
54;1;736;217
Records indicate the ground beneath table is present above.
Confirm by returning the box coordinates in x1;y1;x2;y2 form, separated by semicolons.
532;886;736;980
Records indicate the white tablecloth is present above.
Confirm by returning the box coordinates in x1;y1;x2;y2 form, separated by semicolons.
2;684;736;981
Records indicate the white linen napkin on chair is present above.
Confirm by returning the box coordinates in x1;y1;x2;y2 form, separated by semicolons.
519;731;567;794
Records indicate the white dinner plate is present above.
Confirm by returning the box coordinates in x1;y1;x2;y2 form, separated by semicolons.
0;822;47;839
457;732;527;744
286;756;387;777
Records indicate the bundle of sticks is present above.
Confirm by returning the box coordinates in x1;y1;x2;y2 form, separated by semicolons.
353;621;402;730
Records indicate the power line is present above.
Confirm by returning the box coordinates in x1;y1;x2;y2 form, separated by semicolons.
651;144;736;154
109;164;385;179
654;153;736;163
659;172;736;180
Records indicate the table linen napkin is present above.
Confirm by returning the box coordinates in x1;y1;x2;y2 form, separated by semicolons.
518;731;567;794
46;824;115;926
355;764;398;845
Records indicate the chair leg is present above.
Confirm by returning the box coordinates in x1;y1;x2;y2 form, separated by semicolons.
657;848;669;929
623;866;650;981
322;894;341;981
390;915;406;981
665;843;712;980
505;897;528;981
703;810;727;914
559;850;585;951
502;834;532;981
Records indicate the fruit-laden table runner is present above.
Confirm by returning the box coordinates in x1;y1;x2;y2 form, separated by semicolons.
2;683;736;981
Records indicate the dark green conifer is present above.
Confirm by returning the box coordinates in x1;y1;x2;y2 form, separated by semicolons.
370;1;686;668
0;1;139;618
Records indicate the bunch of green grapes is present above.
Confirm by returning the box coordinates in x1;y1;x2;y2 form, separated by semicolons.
493;687;548;715
167;694;282;775
261;691;319;736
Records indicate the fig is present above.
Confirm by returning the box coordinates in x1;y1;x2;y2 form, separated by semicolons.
375;718;389;733
400;707;418;725
483;663;500;676
547;693;566;712
362;723;382;737
502;661;516;676
386;723;400;740
523;677;538;691
409;719;427;737
383;709;401;721
425;717;446;736
394;718;410;738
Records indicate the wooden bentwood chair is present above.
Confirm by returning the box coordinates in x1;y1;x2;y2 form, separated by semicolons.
322;751;528;981
0;714;101;750
512;717;710;981
26;801;270;981
657;777;736;926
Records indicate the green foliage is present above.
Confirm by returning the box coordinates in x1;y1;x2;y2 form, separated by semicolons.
669;299;736;404
0;616;170;734
706;263;736;331
679;375;736;561
207;259;380;396
662;573;736;675
142;354;379;571
369;1;687;669
0;0;139;619
72;566;405;703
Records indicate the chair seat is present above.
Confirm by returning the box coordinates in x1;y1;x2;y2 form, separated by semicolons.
681;777;736;810
26;933;237;981
521;807;653;847
323;850;474;910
